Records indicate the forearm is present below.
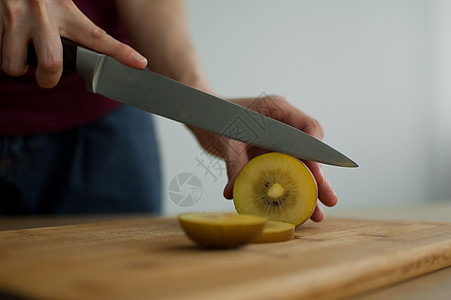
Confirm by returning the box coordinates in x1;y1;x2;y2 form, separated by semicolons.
115;0;210;92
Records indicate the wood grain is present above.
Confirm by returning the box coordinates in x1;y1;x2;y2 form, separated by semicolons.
0;217;450;300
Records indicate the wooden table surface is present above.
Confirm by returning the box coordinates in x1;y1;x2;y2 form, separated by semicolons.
328;201;451;300
0;201;450;300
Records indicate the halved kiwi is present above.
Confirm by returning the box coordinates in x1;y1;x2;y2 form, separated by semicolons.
233;152;317;226
178;212;267;249
253;220;295;243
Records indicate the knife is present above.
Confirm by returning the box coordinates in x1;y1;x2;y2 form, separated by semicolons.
27;39;358;168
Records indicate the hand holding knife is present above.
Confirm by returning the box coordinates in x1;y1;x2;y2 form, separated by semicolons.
27;39;358;168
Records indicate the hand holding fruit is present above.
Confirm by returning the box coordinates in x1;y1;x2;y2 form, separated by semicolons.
190;94;337;222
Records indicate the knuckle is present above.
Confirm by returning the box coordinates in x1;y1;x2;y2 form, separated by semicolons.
4;0;52;27
267;95;289;107
29;0;45;5
271;94;286;101
2;61;25;76
29;0;46;10
88;26;114;50
39;49;63;73
3;0;25;25
30;0;51;26
310;118;324;137
261;94;287;119
58;0;75;10
90;26;108;42
40;60;61;73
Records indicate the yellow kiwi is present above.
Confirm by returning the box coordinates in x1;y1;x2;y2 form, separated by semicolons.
178;212;267;249
253;220;295;243
233;152;317;226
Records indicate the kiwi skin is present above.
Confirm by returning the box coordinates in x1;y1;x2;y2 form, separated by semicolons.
178;213;267;249
252;221;295;243
233;152;318;226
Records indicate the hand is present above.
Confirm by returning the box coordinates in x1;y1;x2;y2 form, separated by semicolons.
191;94;337;222
0;0;147;88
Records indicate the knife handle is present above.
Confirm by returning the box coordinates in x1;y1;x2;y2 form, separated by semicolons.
26;39;78;71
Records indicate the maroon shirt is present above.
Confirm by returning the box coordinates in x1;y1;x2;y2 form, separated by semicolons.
0;0;129;135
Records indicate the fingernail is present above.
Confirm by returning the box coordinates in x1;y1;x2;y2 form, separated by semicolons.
131;52;147;65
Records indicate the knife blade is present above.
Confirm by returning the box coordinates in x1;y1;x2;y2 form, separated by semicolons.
27;39;358;167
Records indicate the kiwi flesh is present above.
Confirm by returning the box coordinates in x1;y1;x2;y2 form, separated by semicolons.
178;212;267;249
233;152;317;226
252;220;295;243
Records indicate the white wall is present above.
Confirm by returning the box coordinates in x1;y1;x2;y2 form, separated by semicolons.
158;0;449;216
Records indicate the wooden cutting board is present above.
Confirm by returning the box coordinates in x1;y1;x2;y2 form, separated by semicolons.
0;217;450;300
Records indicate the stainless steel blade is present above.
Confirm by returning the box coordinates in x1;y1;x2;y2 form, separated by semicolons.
76;47;357;167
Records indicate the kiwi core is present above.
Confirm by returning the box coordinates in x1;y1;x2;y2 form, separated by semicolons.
267;183;284;198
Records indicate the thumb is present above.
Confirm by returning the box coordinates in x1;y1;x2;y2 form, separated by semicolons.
223;141;249;199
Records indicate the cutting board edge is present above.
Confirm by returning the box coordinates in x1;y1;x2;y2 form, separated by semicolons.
187;238;451;300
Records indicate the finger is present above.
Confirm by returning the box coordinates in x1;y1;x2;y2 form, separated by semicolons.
318;177;338;207
310;204;325;222
223;175;235;199
231;96;324;141
1;26;28;76
223;141;249;199
85;27;148;69
303;117;324;140
304;159;337;207
63;8;147;69
304;160;324;186
32;29;63;88
283;106;324;140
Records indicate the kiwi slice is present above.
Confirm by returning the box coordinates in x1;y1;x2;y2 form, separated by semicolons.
253;220;295;243
178;212;267;249
233;152;317;226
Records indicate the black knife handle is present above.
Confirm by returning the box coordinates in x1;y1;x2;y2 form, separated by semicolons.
26;38;78;71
